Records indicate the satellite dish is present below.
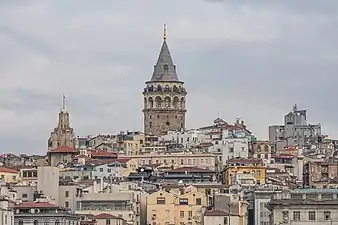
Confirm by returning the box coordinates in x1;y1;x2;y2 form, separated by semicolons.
178;180;183;184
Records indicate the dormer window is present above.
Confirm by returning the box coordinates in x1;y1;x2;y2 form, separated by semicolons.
164;64;168;72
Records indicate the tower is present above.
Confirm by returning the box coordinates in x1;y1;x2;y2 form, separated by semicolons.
48;95;75;150
143;25;187;135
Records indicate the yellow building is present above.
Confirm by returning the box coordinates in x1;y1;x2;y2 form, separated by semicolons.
0;167;19;183
224;158;266;187
122;158;139;177
147;186;207;225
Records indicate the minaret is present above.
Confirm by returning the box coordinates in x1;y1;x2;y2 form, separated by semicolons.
48;95;75;150
142;24;187;135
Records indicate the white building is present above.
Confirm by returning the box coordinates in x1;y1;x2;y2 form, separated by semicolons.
160;130;206;149
268;189;338;225
0;197;14;225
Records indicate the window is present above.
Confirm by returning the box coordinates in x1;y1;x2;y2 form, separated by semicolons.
149;122;152;128
293;211;300;221
188;211;192;218
34;220;38;225
308;211;316;220
223;217;228;225
180;211;185;218
100;168;103;172
65;201;69;207
324;211;331;220
65;191;69;197
22;193;27;198
229;147;234;153
157;197;166;204
179;198;188;205
19;221;23;225
290;194;302;199
181;159;184;165
196;198;201;205
4;215;7;224
106;219;111;225
108;169;111;172
12;175;16;180
55;219;60;225
44;220;49;225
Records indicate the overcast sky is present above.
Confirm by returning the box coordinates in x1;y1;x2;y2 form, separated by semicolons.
1;0;338;154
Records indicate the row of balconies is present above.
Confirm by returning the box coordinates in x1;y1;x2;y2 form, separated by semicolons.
143;87;186;94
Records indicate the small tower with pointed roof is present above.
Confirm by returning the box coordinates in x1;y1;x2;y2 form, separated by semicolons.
48;95;75;150
142;25;187;135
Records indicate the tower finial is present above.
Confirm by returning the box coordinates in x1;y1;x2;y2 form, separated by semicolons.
62;94;66;112
163;24;167;40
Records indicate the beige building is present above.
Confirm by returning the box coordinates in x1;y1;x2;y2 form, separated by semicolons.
143;25;187;136
75;182;147;225
203;209;238;225
120;152;216;171
147;186;207;225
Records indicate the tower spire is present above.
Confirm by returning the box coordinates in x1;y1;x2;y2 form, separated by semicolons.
62;94;66;112
163;24;167;40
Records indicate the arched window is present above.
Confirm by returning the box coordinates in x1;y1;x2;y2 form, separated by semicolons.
155;97;162;108
150;122;152;128
164;97;171;108
148;97;153;108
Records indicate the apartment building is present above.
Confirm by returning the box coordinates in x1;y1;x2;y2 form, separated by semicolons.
147;187;207;225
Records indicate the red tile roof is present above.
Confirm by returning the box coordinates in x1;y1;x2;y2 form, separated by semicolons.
90;150;117;158
14;202;57;209
0;153;20;158
49;146;78;153
0;167;18;174
93;213;122;219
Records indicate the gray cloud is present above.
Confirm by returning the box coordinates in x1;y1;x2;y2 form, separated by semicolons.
0;0;338;153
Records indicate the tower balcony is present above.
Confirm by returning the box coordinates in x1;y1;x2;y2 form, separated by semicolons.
142;107;187;113
143;87;187;95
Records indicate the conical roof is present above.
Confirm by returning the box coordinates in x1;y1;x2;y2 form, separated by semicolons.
150;39;180;82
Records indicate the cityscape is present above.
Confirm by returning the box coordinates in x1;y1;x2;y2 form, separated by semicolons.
1;1;338;225
0;25;337;225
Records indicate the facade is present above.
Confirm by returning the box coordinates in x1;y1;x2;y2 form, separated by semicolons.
267;189;338;225
213;191;248;225
269;104;321;150
146;187;207;225
120;152;217;171
252;186;283;225
303;161;338;188
223;158;266;187
14;201;79;225
0;196;14;225
143;25;187;136
203;210;238;225
0;167;19;183
48;96;75;150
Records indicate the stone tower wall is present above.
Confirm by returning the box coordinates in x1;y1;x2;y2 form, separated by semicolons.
143;82;187;135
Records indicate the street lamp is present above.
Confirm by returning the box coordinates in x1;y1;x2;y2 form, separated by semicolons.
228;203;231;225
